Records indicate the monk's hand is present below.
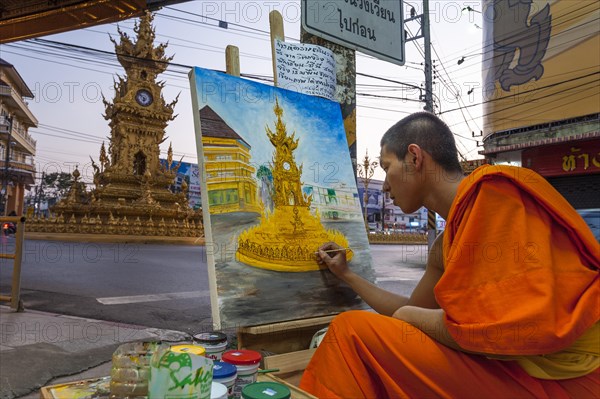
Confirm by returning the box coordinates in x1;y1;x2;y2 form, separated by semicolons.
317;242;350;280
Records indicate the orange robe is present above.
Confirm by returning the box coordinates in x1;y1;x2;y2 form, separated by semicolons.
300;165;599;398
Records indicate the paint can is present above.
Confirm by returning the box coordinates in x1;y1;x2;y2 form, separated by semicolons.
193;332;228;360
110;340;169;398
241;382;291;399
213;361;237;399
222;349;262;398
149;344;213;399
211;382;229;399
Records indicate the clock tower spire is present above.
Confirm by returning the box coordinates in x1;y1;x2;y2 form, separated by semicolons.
103;11;178;176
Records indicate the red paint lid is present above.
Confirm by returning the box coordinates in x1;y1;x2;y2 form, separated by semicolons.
222;349;261;365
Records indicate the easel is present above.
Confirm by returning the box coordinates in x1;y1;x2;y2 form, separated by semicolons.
219;11;339;392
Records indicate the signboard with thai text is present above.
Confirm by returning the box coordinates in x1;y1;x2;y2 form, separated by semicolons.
274;39;337;101
302;0;405;65
522;139;600;177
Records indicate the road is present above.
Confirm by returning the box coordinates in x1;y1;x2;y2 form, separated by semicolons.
0;237;426;335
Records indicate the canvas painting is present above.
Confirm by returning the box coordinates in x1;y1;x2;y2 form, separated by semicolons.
189;67;375;328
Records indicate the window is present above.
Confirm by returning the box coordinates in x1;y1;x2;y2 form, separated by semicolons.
133;151;146;175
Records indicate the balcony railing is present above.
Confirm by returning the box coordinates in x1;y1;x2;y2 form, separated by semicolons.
0;85;38;126
0;157;35;171
0;116;36;154
0;159;36;185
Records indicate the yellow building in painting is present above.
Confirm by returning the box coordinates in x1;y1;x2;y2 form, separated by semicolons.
199;106;261;214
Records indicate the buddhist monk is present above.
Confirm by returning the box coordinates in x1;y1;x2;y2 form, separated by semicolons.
300;112;599;398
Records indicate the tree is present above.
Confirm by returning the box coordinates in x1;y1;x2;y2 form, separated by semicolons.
43;172;74;200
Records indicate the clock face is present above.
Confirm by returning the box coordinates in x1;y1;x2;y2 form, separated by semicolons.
135;89;153;106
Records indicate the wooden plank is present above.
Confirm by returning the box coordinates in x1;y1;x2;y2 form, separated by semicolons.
259;372;317;399
238;316;333;354
269;10;284;86
264;348;316;374
240;315;334;334
225;45;240;77
264;348;316;388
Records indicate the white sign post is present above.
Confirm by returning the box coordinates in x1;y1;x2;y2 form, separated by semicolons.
302;0;405;66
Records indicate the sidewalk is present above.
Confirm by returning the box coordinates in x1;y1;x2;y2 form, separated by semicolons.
0;305;190;399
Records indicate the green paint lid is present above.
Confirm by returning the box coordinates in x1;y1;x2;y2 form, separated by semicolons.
241;382;291;399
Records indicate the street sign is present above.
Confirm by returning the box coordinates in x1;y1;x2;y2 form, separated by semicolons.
302;0;405;65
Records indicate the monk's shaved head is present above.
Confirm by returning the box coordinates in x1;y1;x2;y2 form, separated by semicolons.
380;112;463;174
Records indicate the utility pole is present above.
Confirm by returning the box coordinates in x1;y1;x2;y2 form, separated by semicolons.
34;171;45;217
422;0;437;249
1;115;13;216
406;0;437;248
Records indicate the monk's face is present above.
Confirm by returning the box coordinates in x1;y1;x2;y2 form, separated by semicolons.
380;145;422;213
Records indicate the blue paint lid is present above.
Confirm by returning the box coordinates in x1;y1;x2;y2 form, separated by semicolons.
213;361;237;378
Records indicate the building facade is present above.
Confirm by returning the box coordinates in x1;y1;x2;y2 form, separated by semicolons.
0;58;37;216
199;105;261;215
160;159;202;210
302;182;362;221
357;177;430;232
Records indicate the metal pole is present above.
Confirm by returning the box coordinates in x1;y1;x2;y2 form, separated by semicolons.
12;216;26;311
422;0;437;249
2;116;13;216
381;192;386;232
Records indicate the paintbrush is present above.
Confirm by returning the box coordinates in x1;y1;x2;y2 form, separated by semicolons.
314;247;352;255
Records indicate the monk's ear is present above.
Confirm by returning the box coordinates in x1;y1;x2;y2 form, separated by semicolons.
406;144;424;170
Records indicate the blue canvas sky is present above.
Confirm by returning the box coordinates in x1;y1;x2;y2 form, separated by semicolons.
192;67;357;188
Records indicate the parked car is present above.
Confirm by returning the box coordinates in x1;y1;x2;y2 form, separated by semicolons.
577;208;599;242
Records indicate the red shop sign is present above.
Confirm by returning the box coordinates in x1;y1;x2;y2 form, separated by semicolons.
522;139;600;177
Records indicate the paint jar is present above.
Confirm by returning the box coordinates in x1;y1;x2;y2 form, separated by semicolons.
222;349;262;398
149;344;213;399
241;382;291;399
194;332;228;360
213;361;237;399
110;341;169;398
211;382;229;399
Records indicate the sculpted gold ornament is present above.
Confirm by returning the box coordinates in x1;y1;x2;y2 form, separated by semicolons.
236;99;352;272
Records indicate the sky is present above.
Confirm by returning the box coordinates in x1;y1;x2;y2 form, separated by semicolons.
0;0;484;186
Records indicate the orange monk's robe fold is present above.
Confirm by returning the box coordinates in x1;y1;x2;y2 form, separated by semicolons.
436;165;600;355
299;311;600;399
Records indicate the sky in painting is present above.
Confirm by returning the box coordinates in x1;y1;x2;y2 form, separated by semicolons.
193;67;356;187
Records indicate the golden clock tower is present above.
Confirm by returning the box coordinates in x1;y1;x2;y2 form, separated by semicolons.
29;11;203;239
100;10;177;198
